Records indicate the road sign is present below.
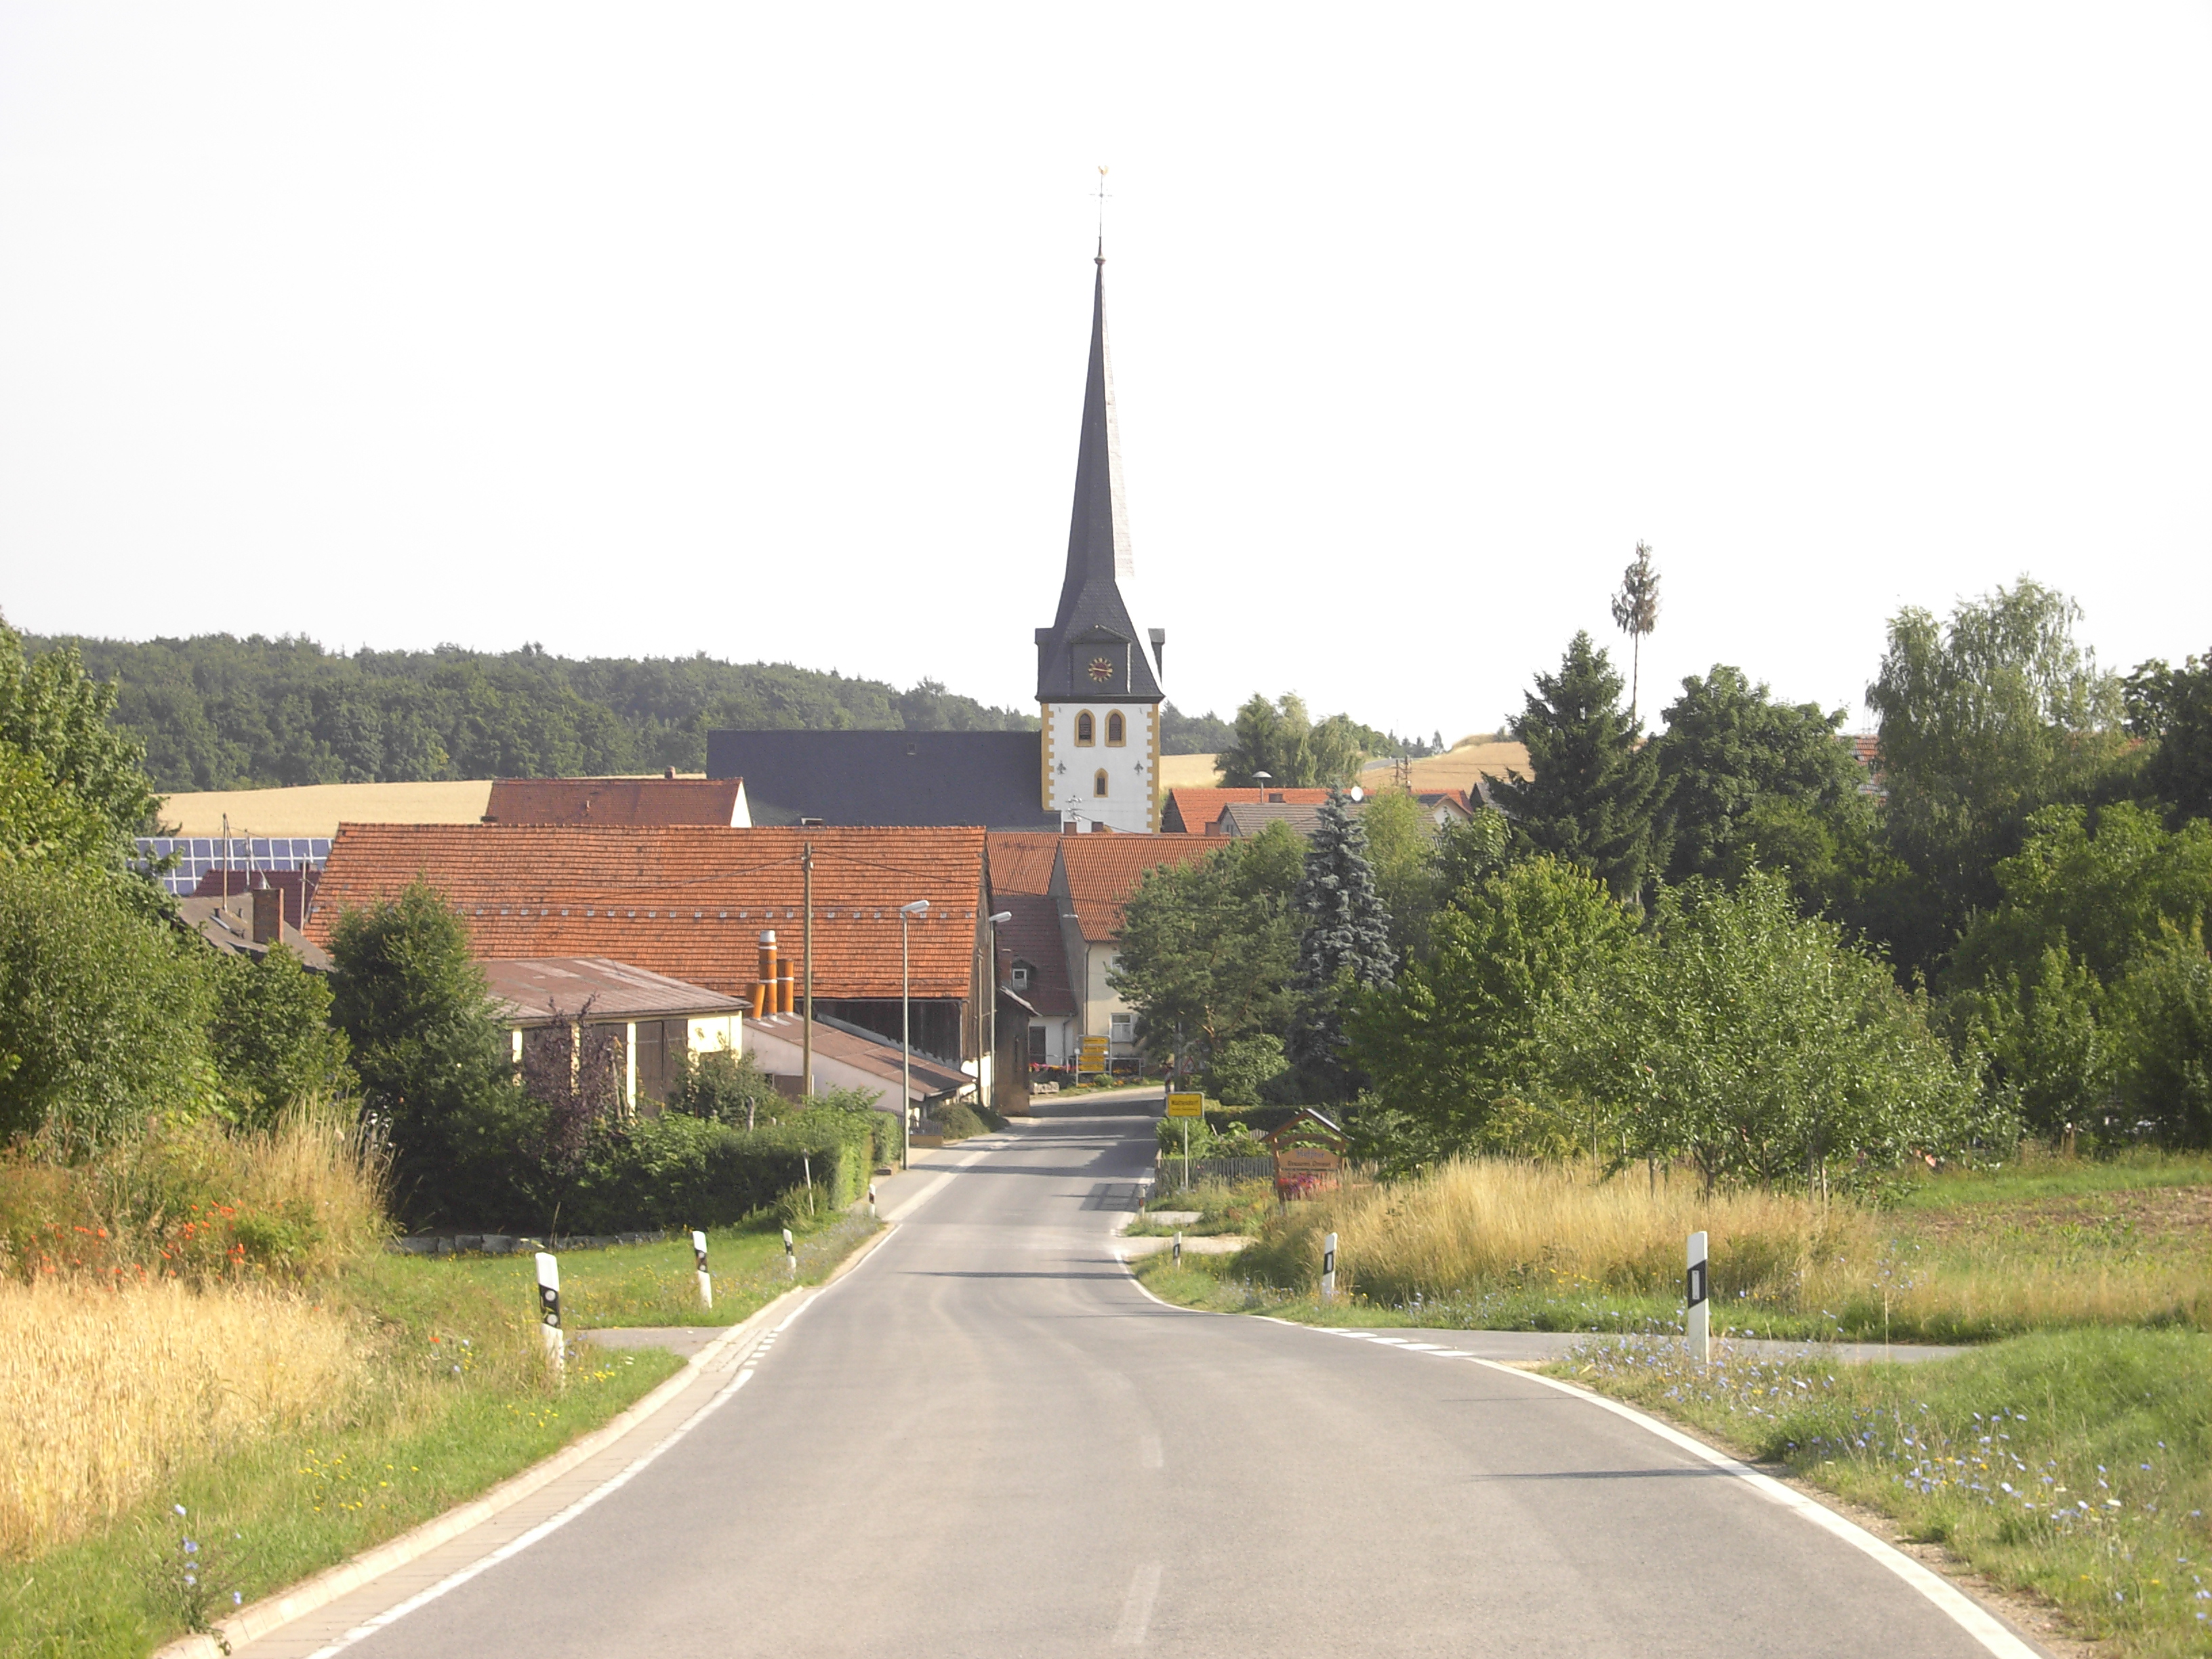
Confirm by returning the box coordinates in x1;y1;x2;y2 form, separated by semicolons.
1165;1092;1204;1119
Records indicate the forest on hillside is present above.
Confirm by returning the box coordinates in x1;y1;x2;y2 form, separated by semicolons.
20;629;1426;791
22;632;1043;791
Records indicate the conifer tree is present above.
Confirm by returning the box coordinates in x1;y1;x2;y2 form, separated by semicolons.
1288;790;1395;1097
1490;632;1666;905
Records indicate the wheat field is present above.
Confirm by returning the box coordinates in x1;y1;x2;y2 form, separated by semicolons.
0;1277;364;1557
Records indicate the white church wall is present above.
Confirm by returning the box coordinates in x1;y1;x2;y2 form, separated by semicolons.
1042;701;1158;833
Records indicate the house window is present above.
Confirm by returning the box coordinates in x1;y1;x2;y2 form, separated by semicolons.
1028;1023;1048;1064
1093;769;1109;797
1010;958;1033;989
1074;710;1094;745
1105;711;1126;745
1109;1012;1134;1044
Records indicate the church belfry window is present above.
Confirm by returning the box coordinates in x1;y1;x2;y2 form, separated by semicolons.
1093;769;1109;798
1074;711;1095;745
1105;711;1125;746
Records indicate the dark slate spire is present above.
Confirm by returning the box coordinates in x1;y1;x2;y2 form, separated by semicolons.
1036;255;1162;703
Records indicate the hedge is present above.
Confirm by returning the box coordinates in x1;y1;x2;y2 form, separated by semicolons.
555;1103;884;1235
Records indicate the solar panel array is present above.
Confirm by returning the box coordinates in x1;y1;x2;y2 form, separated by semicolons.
134;837;332;897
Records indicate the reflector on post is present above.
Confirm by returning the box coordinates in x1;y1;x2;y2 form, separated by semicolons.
535;1251;563;1376
1685;1230;1710;1363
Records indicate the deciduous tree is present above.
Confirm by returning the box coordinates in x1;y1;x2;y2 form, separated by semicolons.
1107;823;1303;1065
328;878;537;1225
1865;579;2129;970
1216;693;1369;789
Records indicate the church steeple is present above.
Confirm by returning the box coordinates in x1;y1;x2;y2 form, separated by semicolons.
1035;255;1163;704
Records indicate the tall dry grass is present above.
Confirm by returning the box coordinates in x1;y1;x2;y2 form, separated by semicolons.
0;1107;394;1558
1;1101;388;1283
0;1276;365;1557
1242;1158;2212;1338
1298;1160;1869;1305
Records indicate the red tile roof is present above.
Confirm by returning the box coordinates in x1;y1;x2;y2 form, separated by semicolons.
987;832;1064;897
994;891;1076;1017
483;777;746;827
1055;835;1217;941
304;824;987;1001
1162;786;1336;834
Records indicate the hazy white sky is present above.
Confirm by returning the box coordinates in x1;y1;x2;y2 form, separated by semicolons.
3;4;2207;737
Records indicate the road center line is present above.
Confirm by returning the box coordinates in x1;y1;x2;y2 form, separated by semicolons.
1112;1562;1162;1647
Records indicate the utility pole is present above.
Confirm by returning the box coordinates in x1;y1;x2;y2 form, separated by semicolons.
801;841;815;1097
900;899;929;1162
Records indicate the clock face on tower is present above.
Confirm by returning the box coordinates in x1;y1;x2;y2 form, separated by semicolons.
1087;656;1115;684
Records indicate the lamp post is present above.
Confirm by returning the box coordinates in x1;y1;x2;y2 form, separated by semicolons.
899;899;928;1166
985;909;1012;1112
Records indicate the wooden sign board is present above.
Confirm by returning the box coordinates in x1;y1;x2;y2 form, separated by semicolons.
1265;1108;1349;1156
1165;1092;1205;1119
1269;1109;1348;1199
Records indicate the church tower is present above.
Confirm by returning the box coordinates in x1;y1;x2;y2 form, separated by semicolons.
1036;252;1166;832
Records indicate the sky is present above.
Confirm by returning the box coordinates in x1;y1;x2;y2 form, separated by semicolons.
2;4;2207;740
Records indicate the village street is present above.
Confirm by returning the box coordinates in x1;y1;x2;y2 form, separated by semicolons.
232;1093;2022;1658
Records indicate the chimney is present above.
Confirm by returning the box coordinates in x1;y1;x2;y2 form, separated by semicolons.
754;930;778;1019
665;766;677;779
251;886;283;945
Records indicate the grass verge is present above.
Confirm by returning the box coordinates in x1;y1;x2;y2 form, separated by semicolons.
1;1210;878;1659
1553;1329;2211;1659
1139;1157;2212;1343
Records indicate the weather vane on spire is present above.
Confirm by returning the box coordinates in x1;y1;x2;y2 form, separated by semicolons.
1095;165;1109;261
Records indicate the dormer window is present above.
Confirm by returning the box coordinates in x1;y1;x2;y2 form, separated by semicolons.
1094;769;1109;797
1105;711;1126;746
1074;710;1095;745
1010;958;1033;989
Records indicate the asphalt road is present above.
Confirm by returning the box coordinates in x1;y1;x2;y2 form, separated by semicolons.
270;1095;2036;1658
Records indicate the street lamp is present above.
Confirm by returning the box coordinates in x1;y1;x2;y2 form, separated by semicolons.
899;899;928;1166
985;909;1012;1111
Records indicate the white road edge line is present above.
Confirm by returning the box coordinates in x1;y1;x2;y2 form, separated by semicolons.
282;1210;934;1659
300;1370;758;1659
1462;1357;2042;1659
1115;1255;2041;1659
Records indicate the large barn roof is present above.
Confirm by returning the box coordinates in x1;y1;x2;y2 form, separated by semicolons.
304;823;989;1002
703;731;1054;831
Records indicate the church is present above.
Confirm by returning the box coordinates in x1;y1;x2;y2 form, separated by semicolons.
707;251;1167;834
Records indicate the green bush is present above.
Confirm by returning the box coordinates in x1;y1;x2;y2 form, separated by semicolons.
1204;1034;1289;1107
670;1046;779;1126
556;1098;880;1235
0;861;221;1150
209;944;356;1129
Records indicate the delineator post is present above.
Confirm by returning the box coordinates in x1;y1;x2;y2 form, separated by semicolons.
535;1251;563;1376
1685;1230;1710;1363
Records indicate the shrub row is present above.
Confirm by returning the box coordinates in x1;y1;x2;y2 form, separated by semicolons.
551;1103;888;1235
